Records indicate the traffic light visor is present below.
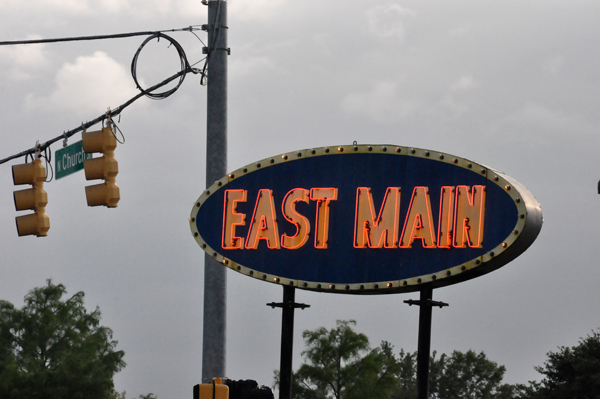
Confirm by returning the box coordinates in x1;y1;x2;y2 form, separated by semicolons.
12;161;45;185
15;212;49;237
13;187;47;211
82;127;117;153
84;156;118;180
85;182;120;207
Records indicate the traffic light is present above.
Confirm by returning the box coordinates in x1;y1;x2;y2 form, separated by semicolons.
12;158;50;237
193;378;229;399
82;126;120;207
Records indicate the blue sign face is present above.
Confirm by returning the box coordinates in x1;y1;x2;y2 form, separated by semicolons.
190;145;543;294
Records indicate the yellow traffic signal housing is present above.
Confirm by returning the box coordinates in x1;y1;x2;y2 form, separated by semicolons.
12;159;50;237
193;378;229;399
82;127;120;207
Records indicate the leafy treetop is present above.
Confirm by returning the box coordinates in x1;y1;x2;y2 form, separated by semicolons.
0;279;126;399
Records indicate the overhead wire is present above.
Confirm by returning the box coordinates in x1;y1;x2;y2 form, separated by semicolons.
131;32;196;100
0;67;191;165
0;26;208;165
0;26;203;46
0;1;229;166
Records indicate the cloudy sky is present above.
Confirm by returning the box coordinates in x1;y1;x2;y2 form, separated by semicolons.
1;0;600;397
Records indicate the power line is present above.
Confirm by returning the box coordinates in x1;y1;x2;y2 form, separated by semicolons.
0;68;194;165
0;26;203;46
0;29;204;165
0;21;221;166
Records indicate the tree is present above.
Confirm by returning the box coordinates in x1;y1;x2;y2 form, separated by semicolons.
283;320;514;399
108;390;158;399
431;350;514;399
344;341;405;399
286;321;412;399
393;349;512;399
0;280;126;399
292;320;370;399
392;349;417;399
515;330;600;399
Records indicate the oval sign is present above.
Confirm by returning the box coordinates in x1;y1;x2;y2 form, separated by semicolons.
190;145;542;294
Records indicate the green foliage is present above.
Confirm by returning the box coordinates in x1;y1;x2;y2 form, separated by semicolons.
107;390;157;399
109;391;127;399
283;320;513;399
279;321;600;399
431;350;514;399
515;330;600;399
391;349;417;399
393;349;512;399
0;280;126;399
344;341;405;399
107;391;157;399
292;320;370;399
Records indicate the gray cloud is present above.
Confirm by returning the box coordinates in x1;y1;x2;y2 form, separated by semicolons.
2;1;600;398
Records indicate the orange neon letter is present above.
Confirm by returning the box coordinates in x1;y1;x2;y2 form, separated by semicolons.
354;187;401;248
310;188;338;249
281;188;311;249
245;189;281;249
400;186;436;248
222;189;247;249
437;186;455;249
453;185;486;248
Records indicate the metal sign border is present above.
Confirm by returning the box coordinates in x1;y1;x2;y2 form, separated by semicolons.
190;144;542;294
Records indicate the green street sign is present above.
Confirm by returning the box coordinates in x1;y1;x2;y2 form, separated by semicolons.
55;140;93;180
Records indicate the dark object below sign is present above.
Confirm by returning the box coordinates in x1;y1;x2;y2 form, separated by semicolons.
190;144;543;294
226;380;274;399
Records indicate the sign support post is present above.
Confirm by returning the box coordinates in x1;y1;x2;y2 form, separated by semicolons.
268;286;310;399
202;0;228;383
405;288;448;399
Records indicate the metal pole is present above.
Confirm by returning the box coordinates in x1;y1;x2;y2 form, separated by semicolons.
416;287;433;399
279;286;296;399
267;288;310;399
202;0;228;383
405;289;447;399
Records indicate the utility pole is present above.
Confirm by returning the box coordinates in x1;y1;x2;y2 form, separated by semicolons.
202;0;228;383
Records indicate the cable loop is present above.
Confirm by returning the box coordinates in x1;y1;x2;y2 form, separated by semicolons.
44;146;52;164
111;121;126;145
43;147;54;182
104;109;125;144
131;32;191;100
0;29;205;165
